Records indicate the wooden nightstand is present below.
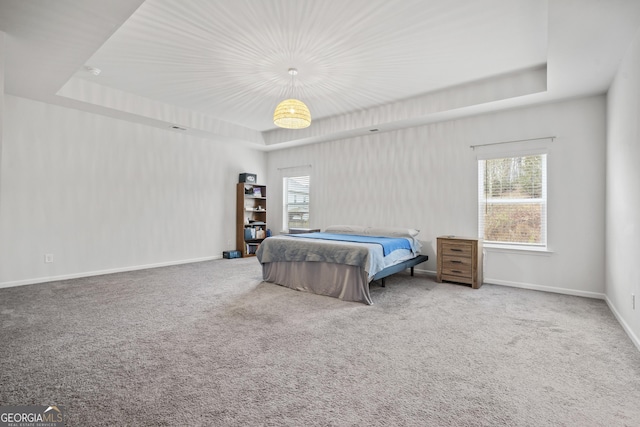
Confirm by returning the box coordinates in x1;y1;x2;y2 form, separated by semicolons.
436;236;483;289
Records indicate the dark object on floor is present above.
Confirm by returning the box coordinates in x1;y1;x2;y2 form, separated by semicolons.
223;250;242;259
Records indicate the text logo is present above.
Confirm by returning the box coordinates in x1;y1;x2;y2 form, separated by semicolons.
0;405;64;427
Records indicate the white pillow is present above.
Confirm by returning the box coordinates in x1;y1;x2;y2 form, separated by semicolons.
364;227;420;238
324;225;368;235
325;225;422;253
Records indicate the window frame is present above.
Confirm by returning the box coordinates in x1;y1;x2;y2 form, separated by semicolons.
282;174;311;232
477;148;549;251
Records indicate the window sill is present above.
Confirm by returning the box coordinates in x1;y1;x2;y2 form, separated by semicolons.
484;244;554;256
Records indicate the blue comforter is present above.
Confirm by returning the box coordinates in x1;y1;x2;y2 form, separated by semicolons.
286;232;411;256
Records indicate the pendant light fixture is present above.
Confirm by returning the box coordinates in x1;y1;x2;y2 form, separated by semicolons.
273;68;311;129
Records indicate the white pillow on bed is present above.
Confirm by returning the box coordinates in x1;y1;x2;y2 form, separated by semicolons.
324;225;422;253
325;225;419;238
324;225;369;235
364;226;420;238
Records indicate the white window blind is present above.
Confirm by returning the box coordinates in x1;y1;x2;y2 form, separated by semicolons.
478;154;547;247
283;175;310;231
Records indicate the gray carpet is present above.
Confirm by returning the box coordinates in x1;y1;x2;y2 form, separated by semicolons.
1;258;639;426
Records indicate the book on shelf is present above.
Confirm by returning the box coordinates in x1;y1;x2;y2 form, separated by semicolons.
246;242;260;255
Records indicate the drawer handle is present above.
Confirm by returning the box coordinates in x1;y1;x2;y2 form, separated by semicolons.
451;260;462;264
452;270;463;274
450;248;463;252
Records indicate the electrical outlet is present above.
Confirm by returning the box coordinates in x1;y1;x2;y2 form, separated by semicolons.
45;254;54;263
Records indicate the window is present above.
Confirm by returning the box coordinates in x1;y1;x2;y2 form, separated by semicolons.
283;175;310;231
478;153;547;248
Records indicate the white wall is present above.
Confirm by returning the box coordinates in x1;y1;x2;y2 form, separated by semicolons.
0;95;265;287
267;96;606;297
606;28;640;348
0;32;5;213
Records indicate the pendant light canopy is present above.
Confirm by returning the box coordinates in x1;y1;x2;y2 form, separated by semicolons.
274;68;311;129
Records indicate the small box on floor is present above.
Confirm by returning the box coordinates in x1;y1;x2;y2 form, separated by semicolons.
223;250;242;259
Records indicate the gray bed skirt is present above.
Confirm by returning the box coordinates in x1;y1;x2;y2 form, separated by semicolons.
262;261;373;305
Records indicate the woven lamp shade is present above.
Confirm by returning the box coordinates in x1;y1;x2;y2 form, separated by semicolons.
273;98;311;129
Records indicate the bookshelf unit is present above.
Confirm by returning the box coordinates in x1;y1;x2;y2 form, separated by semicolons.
236;182;267;257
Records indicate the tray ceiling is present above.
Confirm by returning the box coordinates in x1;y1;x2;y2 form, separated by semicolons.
2;0;640;149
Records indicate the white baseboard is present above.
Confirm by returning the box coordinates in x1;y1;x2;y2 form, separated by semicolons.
604;296;640;352
485;277;606;300
415;269;606;300
414;268;436;277
0;255;222;289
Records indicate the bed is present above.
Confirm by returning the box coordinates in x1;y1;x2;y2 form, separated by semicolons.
255;225;428;305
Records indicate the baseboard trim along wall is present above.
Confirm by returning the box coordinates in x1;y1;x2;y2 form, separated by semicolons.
605;296;640;352
0;255;222;289
415;269;606;300
484;277;606;300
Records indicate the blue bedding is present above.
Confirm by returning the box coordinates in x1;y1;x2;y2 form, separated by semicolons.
286;232;411;256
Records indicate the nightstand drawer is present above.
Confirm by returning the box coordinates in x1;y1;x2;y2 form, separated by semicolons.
440;273;473;285
441;242;472;257
442;255;472;276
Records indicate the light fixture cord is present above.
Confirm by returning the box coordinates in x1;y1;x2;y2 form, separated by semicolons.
290;69;295;98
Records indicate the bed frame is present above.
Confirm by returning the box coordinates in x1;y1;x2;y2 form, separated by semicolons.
372;254;429;287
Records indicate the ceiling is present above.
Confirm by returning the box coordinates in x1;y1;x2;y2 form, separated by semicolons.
2;0;640;150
